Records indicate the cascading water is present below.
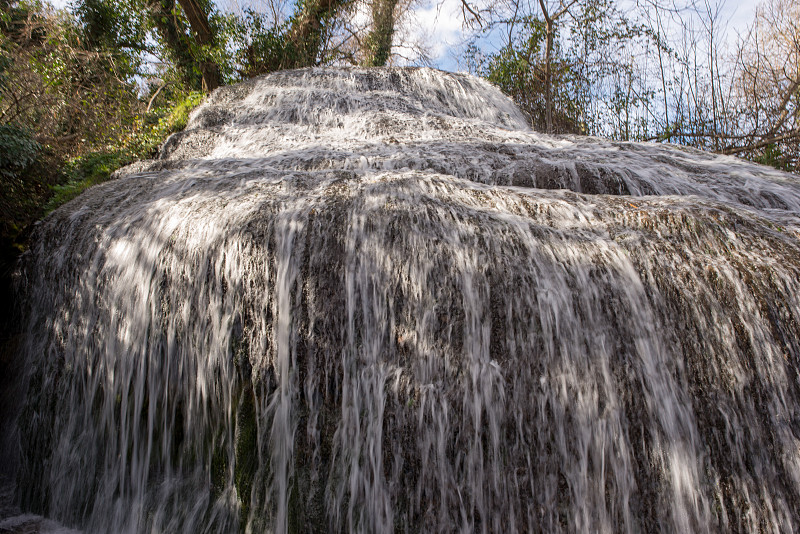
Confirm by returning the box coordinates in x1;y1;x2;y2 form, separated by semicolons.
3;67;800;533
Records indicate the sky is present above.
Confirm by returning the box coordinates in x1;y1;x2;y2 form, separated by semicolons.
404;0;763;71
47;0;762;72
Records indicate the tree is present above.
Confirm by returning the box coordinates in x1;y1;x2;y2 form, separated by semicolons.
629;0;798;171
284;0;351;67
464;0;656;136
142;0;220;90
362;0;399;66
175;0;221;91
1;0;141;153
473;16;583;133
726;0;799;169
0;0;151;263
536;0;575;133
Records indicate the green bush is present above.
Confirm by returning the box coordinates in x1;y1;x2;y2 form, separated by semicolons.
44;91;204;214
45;150;123;211
0;124;45;238
752;143;793;172
0;124;40;183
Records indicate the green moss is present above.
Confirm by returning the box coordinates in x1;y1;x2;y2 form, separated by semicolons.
235;383;258;531
210;438;228;500
44;150;124;212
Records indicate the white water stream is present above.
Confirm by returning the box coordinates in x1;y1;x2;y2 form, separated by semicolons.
6;67;800;533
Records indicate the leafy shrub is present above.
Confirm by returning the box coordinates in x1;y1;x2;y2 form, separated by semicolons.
0;124;44;233
0;124;40;182
44;91;204;213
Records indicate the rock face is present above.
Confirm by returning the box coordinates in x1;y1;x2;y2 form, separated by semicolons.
7;67;800;533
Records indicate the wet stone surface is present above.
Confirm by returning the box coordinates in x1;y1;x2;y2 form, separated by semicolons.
7;67;800;533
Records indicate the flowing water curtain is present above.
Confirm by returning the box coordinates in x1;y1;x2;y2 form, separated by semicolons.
10;67;800;533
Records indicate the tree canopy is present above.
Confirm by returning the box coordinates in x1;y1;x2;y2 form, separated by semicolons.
463;0;798;170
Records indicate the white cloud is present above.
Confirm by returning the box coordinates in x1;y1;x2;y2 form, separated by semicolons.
394;0;478;70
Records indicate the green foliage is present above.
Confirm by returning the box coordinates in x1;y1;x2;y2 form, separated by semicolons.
73;0;149;76
44;91;204;214
0;123;44;241
66;0;353;91
467;0;660;139
130;90;203;154
45;150;121;210
227;9;291;77
0;124;40;181
752;143;794;173
0;0;210;242
1;0;143;156
471;16;583;133
0;123;59;255
225;0;349;76
361;0;398;67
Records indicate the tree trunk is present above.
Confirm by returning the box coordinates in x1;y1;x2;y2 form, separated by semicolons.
537;0;576;134
362;0;399;67
537;0;554;133
146;0;200;90
543;17;554;134
286;0;347;68
176;0;221;91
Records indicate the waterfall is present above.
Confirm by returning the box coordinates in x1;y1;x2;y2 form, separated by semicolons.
4;67;800;533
